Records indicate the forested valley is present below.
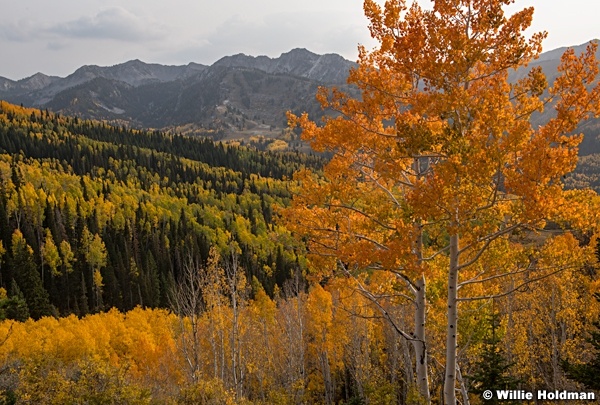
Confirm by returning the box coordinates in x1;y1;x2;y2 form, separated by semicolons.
3;0;600;403
0;101;321;315
0;96;598;404
0;101;332;403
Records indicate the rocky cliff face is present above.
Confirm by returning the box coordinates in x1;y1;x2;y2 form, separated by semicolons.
213;48;355;83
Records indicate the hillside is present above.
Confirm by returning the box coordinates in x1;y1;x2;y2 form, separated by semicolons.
0;101;323;318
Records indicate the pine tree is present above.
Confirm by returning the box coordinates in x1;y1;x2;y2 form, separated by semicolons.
4;280;30;321
469;313;520;404
9;230;52;319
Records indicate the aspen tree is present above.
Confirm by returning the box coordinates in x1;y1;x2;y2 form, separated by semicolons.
284;1;600;403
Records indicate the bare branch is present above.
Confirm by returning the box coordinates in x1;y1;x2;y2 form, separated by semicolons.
458;263;532;289
327;203;397;231
352;278;421;343
422;244;451;261
457;265;578;302
457;223;521;267
354;234;390;250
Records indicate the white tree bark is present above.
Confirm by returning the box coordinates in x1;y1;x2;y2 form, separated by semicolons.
413;275;431;405
444;234;459;405
169;253;203;383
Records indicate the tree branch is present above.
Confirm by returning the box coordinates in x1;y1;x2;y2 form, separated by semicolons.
457;265;578;302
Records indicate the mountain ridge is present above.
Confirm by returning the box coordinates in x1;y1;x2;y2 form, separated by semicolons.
0;48;354;93
1;43;599;149
0;48;357;141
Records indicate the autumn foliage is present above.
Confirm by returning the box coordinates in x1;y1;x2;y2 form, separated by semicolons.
1;0;600;404
284;0;600;403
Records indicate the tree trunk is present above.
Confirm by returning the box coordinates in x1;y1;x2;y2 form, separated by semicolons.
457;363;470;405
412;208;431;404
413;275;431;404
444;234;459;405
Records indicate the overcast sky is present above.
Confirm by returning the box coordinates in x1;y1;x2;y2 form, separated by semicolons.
1;0;599;80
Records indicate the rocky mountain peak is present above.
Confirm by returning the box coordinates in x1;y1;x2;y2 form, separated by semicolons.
1;43;591;141
18;72;58;91
213;48;354;83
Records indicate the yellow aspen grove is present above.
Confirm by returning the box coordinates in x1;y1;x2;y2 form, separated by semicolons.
284;0;600;403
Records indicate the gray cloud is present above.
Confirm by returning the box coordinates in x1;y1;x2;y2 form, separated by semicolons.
47;7;166;42
0;7;166;43
46;41;67;51
0;19;40;42
0;0;596;81
167;10;367;65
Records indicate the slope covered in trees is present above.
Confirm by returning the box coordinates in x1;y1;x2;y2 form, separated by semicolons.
2;0;600;402
0;100;321;318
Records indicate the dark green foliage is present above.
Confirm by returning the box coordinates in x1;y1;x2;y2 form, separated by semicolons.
561;292;600;390
0;389;16;405
0;102;314;316
469;314;521;404
2;280;30;321
9;233;52;320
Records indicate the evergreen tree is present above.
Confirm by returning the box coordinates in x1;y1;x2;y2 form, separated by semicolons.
3;280;30;321
469;314;520;404
0;100;318;316
9;230;52;319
